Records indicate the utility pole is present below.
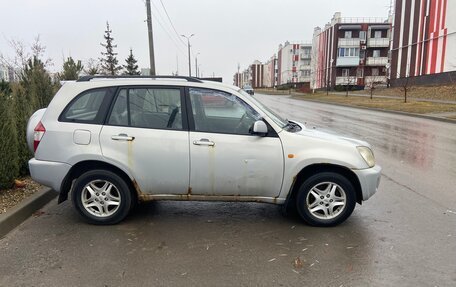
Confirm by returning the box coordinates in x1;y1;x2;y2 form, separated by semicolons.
176;54;179;76
146;0;156;75
237;63;240;87
181;34;194;77
195;52;200;78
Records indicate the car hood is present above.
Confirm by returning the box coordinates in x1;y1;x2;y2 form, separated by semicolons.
293;122;371;148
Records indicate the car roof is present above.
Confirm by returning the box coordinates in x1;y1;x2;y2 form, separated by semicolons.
64;77;240;94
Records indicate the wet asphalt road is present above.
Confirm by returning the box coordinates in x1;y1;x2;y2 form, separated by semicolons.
1;94;456;287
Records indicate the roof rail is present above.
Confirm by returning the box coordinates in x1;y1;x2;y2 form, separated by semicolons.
76;75;203;83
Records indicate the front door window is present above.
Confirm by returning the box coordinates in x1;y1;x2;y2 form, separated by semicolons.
189;88;261;135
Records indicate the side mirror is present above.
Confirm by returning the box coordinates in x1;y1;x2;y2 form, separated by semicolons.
251;120;268;136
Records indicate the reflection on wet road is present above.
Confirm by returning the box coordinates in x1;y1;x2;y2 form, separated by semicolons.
255;94;456;209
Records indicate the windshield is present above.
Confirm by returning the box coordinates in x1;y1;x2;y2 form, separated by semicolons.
238;89;288;128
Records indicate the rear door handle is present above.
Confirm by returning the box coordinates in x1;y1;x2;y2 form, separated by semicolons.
111;133;135;141
193;138;215;146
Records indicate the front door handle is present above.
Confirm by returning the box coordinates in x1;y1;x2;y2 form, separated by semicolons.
111;133;135;141
193;138;215;146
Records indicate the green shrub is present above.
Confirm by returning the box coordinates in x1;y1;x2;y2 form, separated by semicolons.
11;84;34;176
0;92;19;189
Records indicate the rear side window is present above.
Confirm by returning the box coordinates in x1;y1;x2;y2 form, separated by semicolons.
60;88;113;124
108;87;183;130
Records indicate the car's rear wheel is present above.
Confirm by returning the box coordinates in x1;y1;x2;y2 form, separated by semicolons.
72;170;132;225
296;172;356;227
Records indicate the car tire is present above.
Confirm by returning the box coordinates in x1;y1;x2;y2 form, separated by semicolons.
296;172;356;227
72;169;133;225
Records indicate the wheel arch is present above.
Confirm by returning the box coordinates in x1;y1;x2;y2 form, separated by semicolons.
284;163;363;210
59;160;138;204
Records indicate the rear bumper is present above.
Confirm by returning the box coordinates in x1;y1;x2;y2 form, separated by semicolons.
353;165;381;201
29;158;71;192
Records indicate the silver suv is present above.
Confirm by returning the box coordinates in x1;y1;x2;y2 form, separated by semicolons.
27;76;381;226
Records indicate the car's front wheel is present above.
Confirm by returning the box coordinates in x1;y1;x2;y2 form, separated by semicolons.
72;170;133;225
296;172;356;227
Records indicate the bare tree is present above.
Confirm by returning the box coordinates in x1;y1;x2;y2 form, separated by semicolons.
0;36;52;79
365;74;384;100
398;73;412;103
345;75;356;97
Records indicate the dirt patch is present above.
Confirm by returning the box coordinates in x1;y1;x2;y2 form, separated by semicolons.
0;177;42;214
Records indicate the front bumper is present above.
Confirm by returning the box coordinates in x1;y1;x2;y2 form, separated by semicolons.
29;158;72;192
353;165;382;201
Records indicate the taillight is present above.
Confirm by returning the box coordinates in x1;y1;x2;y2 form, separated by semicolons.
33;121;46;152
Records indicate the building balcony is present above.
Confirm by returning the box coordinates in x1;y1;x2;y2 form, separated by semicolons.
338;38;361;47
364;75;388;86
336;76;357;85
367;38;389;47
299;65;311;71
366;57;388;66
300;53;311;60
336;57;360;67
298;76;311;83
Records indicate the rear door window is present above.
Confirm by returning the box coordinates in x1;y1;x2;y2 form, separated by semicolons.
108;87;184;130
60;88;113;124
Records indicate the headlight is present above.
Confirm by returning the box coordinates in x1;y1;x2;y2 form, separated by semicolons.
357;146;375;168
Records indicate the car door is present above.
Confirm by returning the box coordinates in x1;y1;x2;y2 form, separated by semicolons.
188;87;284;197
99;86;190;195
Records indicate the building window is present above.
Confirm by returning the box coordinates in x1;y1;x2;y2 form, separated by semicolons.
338;48;360;57
372;68;379;76
359;31;366;40
374;31;382;38
373;50;381;58
342;69;350;77
357;67;364;78
344;31;352;38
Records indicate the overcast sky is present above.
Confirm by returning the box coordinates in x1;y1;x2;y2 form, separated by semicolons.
0;0;391;83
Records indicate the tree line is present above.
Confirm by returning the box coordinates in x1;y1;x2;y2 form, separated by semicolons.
0;22;139;189
59;21;141;80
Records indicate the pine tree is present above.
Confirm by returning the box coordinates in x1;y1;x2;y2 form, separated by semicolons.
17;57;57;175
100;22;122;75
0;80;11;94
84;58;100;75
12;84;33;175
123;49;140;75
21;56;54;109
59;57;83;80
0;92;19;189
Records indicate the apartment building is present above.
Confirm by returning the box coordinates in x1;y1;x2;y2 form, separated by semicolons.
0;65;8;82
312;12;391;90
277;41;312;86
0;65;18;82
390;0;456;86
249;60;264;88
233;72;242;88
233;68;250;88
263;55;277;88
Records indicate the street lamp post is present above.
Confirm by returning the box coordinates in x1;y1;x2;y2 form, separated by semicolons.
195;52;200;78
181;34;194;77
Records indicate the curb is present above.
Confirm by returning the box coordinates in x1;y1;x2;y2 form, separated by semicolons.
0;187;57;238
